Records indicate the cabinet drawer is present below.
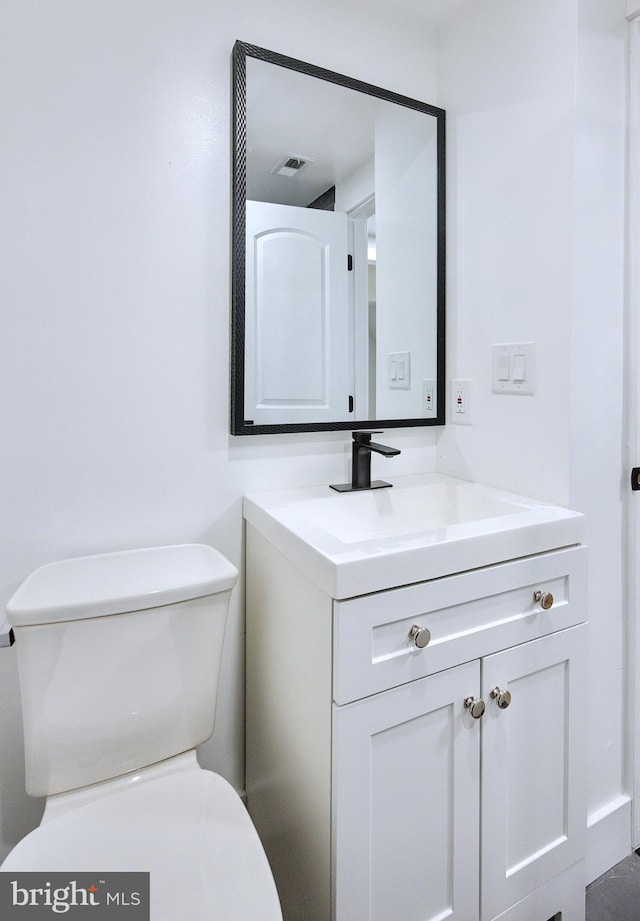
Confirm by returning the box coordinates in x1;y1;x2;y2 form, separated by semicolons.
333;545;586;704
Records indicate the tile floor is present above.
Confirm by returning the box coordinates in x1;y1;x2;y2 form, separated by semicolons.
586;851;640;920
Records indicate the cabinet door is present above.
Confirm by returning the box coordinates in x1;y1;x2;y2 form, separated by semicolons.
333;660;481;921
480;625;587;921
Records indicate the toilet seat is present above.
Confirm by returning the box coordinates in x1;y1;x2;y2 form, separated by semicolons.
1;769;282;921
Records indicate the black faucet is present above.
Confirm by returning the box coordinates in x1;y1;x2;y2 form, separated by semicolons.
330;431;401;492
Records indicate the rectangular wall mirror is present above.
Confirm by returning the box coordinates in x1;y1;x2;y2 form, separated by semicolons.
231;41;446;435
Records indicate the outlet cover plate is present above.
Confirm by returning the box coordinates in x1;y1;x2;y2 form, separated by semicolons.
421;379;437;418
450;379;472;424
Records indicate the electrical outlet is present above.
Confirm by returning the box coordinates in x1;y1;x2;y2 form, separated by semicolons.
421;380;437;418
450;379;472;424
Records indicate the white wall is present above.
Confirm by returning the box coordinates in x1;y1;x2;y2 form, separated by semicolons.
0;0;630;882
436;0;629;880
375;106;439;418
572;0;629;880
436;0;579;503
0;0;439;861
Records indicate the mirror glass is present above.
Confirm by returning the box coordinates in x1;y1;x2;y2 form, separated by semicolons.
231;42;445;435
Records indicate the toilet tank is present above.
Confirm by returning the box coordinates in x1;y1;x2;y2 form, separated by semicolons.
6;544;238;797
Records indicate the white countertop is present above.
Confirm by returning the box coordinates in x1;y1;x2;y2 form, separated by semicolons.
243;474;585;599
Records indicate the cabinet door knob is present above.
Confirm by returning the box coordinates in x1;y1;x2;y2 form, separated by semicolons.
490;686;512;709
533;590;554;610
464;696;486;719
408;624;431;649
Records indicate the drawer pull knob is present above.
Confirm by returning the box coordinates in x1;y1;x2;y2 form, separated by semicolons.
533;590;554;610
464;696;486;719
490;686;512;709
408;624;431;649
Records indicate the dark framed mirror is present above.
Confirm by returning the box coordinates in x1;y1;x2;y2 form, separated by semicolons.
231;41;446;435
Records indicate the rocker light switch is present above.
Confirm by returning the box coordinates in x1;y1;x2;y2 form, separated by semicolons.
498;354;510;381
512;354;526;382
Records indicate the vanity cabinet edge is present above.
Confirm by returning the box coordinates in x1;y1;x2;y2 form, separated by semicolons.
246;524;333;921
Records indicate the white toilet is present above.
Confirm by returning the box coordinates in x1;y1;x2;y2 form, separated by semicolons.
1;543;283;921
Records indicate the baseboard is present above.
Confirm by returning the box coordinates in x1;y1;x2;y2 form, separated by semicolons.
586;794;632;884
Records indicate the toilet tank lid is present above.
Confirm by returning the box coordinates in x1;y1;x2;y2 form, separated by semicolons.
7;544;238;627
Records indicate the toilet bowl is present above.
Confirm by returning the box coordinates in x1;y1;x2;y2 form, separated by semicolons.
1;544;282;921
1;754;282;919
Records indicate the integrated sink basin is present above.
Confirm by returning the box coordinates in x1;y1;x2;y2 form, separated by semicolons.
243;474;584;598
287;480;528;544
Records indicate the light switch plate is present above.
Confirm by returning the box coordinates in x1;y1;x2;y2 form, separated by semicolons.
492;343;536;395
388;351;411;389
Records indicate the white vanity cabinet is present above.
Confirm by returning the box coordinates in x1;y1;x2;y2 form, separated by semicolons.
245;520;587;921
